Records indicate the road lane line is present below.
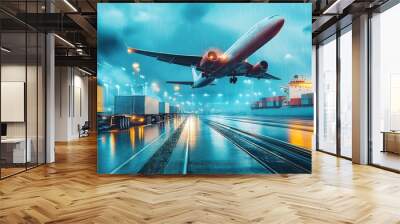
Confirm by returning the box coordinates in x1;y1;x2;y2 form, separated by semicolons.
110;132;169;174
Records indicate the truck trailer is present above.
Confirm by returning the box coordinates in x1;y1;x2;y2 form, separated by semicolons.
159;102;170;120
169;105;181;114
113;96;160;128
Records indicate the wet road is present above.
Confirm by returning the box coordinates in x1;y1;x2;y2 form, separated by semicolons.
98;115;313;174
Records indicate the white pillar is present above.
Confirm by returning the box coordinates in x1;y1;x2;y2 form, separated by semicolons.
45;1;55;163
46;33;55;163
312;45;317;151
352;14;369;164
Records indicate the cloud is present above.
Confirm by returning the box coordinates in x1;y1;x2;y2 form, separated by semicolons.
284;53;293;60
98;3;312;109
134;11;153;22
303;24;312;33
98;31;125;57
181;4;211;23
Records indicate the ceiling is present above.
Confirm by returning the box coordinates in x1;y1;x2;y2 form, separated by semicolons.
0;0;391;75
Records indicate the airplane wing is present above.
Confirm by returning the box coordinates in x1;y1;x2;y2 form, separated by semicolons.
128;48;202;67
166;81;194;85
258;72;281;80
233;61;281;80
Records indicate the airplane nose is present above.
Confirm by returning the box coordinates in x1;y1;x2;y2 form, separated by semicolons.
274;17;285;30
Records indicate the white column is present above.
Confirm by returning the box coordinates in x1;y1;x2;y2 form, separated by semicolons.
312;45;317;151
45;1;56;163
352;14;369;164
46;33;55;163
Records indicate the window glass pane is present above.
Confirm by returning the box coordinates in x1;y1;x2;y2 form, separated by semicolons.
27;31;38;169
371;3;400;171
1;30;28;177
340;28;352;158
0;0;46;179
318;36;337;154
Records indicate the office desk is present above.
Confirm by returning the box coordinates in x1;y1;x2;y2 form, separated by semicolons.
382;131;400;154
1;138;31;163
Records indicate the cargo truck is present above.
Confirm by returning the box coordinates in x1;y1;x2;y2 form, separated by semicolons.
112;96;160;128
169;105;181;114
159;102;170;120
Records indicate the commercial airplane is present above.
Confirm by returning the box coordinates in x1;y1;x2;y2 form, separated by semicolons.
127;15;285;88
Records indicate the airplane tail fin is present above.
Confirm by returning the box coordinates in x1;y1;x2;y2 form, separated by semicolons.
191;67;201;82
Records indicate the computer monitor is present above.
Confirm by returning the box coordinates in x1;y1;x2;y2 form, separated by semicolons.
1;123;7;137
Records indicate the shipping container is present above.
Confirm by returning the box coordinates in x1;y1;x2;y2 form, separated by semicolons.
274;101;283;107
159;102;170;114
301;93;314;106
169;105;181;114
263;96;286;102
301;93;314;99
289;98;302;106
114;96;159;126
115;96;159;115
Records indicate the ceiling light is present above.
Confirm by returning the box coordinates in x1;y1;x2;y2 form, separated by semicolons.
63;0;78;12
54;34;75;48
1;47;11;53
78;67;93;76
322;0;354;15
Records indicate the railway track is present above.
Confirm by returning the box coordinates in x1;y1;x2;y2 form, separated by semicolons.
138;117;188;174
203;119;311;174
218;116;313;132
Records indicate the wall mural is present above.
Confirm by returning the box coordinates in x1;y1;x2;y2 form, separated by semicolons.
97;3;313;175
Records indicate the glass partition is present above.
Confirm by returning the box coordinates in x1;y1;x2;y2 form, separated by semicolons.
0;1;46;179
339;27;352;158
370;3;400;171
317;35;337;154
1;30;28;178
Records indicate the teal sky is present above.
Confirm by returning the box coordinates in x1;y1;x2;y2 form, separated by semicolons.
98;3;311;113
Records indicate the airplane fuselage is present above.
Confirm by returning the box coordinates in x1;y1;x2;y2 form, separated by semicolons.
128;16;284;88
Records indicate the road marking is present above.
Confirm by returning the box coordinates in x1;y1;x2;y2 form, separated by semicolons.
111;132;168;174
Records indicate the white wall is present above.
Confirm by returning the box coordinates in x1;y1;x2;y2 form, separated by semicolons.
1;65;42;137
54;67;89;141
1;63;46;164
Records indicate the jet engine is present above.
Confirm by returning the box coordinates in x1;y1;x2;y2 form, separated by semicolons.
250;60;268;74
199;50;221;69
206;51;218;61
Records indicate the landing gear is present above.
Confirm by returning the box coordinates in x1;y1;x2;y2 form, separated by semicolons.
229;76;238;84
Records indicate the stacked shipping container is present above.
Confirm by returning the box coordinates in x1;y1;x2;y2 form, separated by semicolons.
251;93;314;109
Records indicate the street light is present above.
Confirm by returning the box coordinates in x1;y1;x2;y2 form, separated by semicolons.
151;82;160;93
132;62;140;73
115;84;120;96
